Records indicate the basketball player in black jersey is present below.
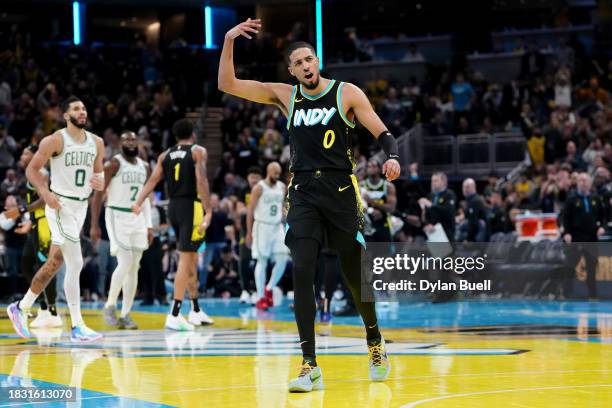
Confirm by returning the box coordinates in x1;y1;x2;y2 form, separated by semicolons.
219;18;401;392
3;145;61;328
133;119;213;331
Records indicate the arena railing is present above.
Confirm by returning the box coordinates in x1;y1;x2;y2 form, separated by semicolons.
396;128;526;177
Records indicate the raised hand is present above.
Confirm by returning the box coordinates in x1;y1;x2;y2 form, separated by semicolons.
225;18;261;40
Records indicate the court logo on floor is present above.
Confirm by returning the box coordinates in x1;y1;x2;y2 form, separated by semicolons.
41;329;527;357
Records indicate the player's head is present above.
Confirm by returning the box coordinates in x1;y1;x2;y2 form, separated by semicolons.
431;172;447;193
285;42;320;90
266;161;282;184
62;96;87;129
18;144;38;169
367;159;382;179
247;166;263;188
120;131;139;158
172;119;195;142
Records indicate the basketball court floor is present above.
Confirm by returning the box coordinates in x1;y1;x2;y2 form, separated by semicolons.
1;299;611;407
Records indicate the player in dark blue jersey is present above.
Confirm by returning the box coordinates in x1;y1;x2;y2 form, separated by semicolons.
219;18;401;392
134;119;214;331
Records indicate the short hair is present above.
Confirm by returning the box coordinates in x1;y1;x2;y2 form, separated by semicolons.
284;41;316;65
61;96;83;113
247;165;263;176
172;119;194;141
432;171;448;185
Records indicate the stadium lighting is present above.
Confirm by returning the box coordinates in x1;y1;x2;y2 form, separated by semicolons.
316;0;323;69
204;6;214;49
73;1;81;45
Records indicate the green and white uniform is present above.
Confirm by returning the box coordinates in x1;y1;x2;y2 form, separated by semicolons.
46;128;97;245
105;154;150;255
252;180;289;260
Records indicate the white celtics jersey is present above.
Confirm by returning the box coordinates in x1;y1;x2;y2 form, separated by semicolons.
254;179;286;224
107;154;147;210
50;128;98;200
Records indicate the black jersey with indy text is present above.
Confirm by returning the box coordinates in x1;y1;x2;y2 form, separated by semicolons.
286;79;356;172
162;144;197;199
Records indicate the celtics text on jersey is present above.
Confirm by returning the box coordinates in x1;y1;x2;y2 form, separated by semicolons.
49;128;98;200
107;154;148;210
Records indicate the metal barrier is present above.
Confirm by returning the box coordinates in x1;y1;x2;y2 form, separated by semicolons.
397;129;526;176
492;133;527;174
421;135;456;175
457;134;492;175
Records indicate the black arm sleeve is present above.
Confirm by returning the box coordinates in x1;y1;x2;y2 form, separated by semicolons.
378;131;399;160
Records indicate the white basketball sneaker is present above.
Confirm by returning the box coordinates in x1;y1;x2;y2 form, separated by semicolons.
239;290;250;303
188;310;214;326
165;313;195;331
30;309;63;328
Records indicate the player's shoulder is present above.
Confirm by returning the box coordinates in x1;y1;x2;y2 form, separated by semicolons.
43;129;64;142
252;181;264;192
138;157;150;169
109;154;122;165
86;131;103;144
38;130;64;153
158;148;170;161
337;81;367;105
191;144;208;155
339;81;361;94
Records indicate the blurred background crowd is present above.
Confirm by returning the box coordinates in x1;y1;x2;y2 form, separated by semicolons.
1;0;611;304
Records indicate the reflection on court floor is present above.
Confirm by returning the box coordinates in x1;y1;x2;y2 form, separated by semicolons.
1;300;611;407
15;329;524;357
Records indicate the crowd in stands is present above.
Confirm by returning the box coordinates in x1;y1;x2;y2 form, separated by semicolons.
0;19;611;302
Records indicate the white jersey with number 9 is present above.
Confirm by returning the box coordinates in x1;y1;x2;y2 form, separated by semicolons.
254;180;286;224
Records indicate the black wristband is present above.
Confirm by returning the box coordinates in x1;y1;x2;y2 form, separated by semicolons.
378;130;399;160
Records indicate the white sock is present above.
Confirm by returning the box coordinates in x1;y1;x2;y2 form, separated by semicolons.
105;248;134;309
62;241;84;328
254;258;268;299
20;289;40;310
120;251;142;318
267;256;288;291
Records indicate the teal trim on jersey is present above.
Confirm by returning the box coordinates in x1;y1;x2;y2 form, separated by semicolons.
286;86;298;130
337;82;356;128
285;223;289;233
356;231;366;249
300;79;336;101
55;210;80;243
